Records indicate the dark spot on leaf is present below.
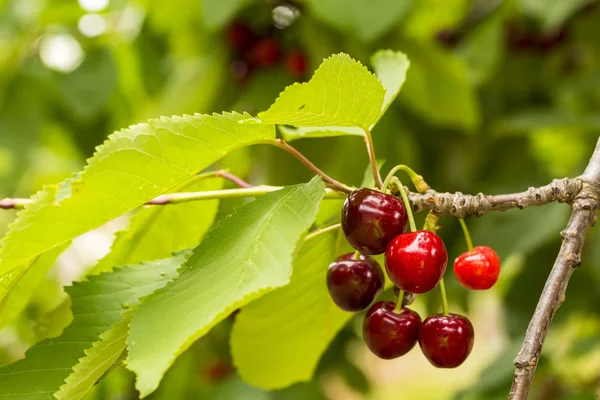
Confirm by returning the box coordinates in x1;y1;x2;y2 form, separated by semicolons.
298;104;306;110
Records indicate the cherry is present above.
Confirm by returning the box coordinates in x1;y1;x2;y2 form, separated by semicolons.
385;230;448;294
248;38;281;67
363;301;421;359
286;50;307;78
226;22;257;54
327;253;384;312
341;188;408;255
419;313;474;368
453;246;500;290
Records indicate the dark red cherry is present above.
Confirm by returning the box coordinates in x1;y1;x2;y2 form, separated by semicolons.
385;230;448;294
453;246;500;290
286;50;307;78
363;302;421;359
226;22;258;54
341;188;408;255
419;313;474;368
327;253;384;312
248;38;281;67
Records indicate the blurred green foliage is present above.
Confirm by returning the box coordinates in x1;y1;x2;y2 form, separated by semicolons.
1;0;600;398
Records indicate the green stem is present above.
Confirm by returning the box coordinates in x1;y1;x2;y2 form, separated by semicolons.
352;251;361;260
459;218;474;252
395;289;405;313
305;223;342;240
439;278;449;316
394;178;417;232
148;186;346;205
362;128;383;189
381;164;429;194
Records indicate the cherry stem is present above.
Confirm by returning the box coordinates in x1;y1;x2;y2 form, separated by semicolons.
352;250;361;260
362;128;383;189
393;177;417;232
395;289;405;313
214;170;253;188
381;164;430;194
459;218;474;253
305;223;341;241
266;139;353;194
439;278;449;317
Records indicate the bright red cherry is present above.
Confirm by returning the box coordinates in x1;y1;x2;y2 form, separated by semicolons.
385;230;448;294
419;313;474;368
327;253;384;312
453;246;500;290
248;38;281;67
363;302;421;359
286;50;307;78
341;188;408;255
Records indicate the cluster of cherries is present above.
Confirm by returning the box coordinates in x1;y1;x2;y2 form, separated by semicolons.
225;22;307;83
327;187;501;368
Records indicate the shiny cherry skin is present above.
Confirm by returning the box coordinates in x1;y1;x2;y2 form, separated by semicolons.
341;188;408;255
327;253;384;312
385;230;448;294
363;302;421;359
453;246;500;290
419;313;474;368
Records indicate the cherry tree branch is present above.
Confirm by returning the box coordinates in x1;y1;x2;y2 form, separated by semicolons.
406;178;583;218
508;137;600;400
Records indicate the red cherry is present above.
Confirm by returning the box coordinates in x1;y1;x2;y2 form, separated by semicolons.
418;313;474;368
204;359;233;382
327;253;384;312
248;38;281;67
226;22;258;54
363;302;421;359
385;230;448;294
286;50;307;78
342;188;408;255
453;246;500;290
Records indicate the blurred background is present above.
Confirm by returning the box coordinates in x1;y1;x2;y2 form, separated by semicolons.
1;0;600;399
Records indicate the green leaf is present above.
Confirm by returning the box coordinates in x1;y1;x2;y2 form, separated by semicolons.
231;228;350;389
200;0;251;31
280;50;409;141
127;177;326;396
0;255;184;400
305;0;412;42
89;177;222;275
258;54;385;128
0;112;274;301
55;319;128;400
0;243;68;327
398;41;480;130
457;9;505;86
518;0;591;31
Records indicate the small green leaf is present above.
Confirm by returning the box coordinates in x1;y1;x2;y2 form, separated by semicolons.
127;177;326;397
398;41;480;130
259;54;385;128
55;319;129;400
280;50;409;141
0;243;68;327
0;255;184;400
89;177;222;275
200;0;251;31
305;0;412;42
231;228;351;389
0;112;274;307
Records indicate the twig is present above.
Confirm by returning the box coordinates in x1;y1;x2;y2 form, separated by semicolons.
0;178;587;212
214;170;253;188
265;139;353;194
362;128;383;189
407;178;583;218
508;137;600;399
